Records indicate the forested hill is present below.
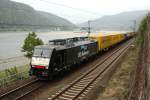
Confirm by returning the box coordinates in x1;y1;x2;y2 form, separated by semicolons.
0;0;75;31
79;10;149;31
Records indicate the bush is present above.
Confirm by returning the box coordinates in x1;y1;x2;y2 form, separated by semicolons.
5;67;18;76
5;67;20;80
22;32;43;58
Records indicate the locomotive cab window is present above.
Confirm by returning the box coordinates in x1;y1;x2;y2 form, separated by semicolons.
33;48;52;58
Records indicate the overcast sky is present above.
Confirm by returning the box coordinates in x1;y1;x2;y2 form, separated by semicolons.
11;0;150;24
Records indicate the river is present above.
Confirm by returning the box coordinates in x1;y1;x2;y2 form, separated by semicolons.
0;31;88;59
0;31;88;71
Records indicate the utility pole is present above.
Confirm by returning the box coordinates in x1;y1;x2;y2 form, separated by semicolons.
133;20;136;33
87;20;91;37
133;20;137;42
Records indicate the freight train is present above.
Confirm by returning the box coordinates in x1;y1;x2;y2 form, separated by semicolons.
29;32;134;80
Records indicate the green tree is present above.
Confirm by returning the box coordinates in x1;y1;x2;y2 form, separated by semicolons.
22;32;44;58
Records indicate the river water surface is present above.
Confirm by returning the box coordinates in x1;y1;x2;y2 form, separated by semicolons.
0;31;87;59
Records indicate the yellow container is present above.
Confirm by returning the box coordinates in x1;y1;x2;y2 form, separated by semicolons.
89;32;125;51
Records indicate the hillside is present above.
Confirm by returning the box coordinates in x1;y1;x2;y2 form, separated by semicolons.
80;10;149;31
0;0;75;31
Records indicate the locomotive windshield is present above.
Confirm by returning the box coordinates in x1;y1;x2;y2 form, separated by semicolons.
33;48;52;58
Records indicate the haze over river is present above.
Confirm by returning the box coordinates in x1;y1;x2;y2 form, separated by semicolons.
0;31;87;59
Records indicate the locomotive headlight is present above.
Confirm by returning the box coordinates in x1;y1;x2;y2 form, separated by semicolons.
32;65;35;68
45;66;49;69
31;57;50;68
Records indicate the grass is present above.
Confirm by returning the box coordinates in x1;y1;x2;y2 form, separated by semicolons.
97;40;140;100
0;64;30;86
0;71;6;78
0;64;29;78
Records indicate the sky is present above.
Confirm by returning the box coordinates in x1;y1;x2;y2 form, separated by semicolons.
11;0;150;24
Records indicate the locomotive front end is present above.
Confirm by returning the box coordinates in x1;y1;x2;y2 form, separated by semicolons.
30;45;53;79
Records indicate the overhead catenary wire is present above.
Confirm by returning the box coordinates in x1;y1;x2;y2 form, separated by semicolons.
38;0;101;16
38;0;101;25
4;0;132;30
36;0;133;31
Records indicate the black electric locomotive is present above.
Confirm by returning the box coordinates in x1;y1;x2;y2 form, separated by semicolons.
30;37;98;79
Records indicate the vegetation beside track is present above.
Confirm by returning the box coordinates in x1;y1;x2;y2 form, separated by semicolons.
0;65;30;86
128;14;150;100
96;40;140;100
97;14;150;100
0;65;29;78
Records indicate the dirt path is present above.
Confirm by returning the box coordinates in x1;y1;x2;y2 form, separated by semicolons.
128;14;150;100
147;14;150;100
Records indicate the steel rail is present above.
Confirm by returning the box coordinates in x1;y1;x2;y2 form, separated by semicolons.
48;40;133;100
0;78;43;100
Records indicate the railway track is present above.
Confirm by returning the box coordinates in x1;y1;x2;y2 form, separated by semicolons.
48;40;133;100
0;78;44;100
0;39;133;100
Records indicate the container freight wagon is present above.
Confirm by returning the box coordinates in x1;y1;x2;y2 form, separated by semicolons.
89;32;127;51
